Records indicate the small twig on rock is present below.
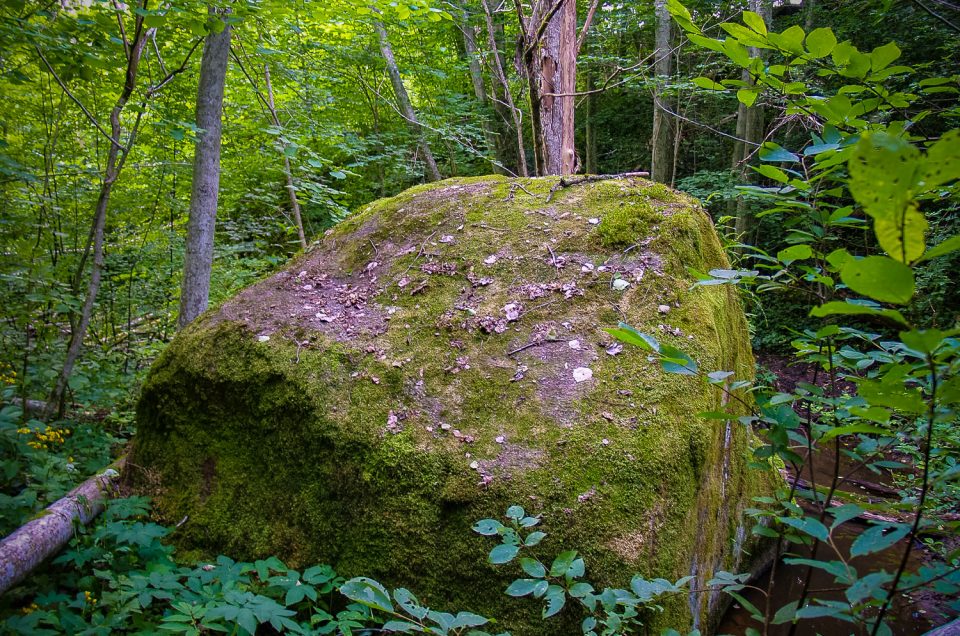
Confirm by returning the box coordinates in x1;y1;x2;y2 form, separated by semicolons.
505;180;538;200
507;337;564;356
547;245;561;278
471;223;510;232
396;230;438;282
546;171;651;203
368;239;379;259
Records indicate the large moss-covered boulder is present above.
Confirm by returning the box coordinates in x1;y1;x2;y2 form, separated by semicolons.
132;176;767;633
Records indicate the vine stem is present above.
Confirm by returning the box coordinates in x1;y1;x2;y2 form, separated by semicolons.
869;353;939;636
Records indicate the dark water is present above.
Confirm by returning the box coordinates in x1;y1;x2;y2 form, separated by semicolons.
717;443;945;635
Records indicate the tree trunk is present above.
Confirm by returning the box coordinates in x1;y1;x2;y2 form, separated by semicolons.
46;21;152;418
374;19;442;182
480;0;528;177
178;12;232;330
0;458;124;594
650;0;674;184
264;63;307;249
732;0;771;243
584;70;597;174
458;10;500;170
522;0;577;175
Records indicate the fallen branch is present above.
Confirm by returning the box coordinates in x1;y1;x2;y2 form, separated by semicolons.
507;337;563;356
546;172;651;202
0;457;125;595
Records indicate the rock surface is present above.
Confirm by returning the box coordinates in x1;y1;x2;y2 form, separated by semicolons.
131;176;768;633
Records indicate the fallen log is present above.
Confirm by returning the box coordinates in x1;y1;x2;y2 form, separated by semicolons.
0;458;124;595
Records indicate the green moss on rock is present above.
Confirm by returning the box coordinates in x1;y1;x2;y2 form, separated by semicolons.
131;176;770;634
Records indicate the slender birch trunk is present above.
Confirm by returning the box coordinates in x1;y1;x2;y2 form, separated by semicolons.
178;12;232;329
480;0;528;176
264;63;307;249
650;0;674;184
46;20;152;418
374;19;442;182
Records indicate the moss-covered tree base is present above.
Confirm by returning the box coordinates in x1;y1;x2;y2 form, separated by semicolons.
131;176;770;634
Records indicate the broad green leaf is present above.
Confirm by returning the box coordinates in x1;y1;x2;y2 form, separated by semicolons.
506;505;525;520
873;205;927;264
759;142;799;163
805;28;837;58
819;423;888;442
505;579;540;597
922;129;960;188
777;244;813;264
840;256;914;305
850;523;910;557
488;544;519;564
742;10;767;34
659;344;698;375
737;89;758;107
779;516;829;542
543;585;566;618
549;551;578;577
340;578;394;613
870;42;901;72
918;234;960;262
520;557;546;578
605;324;659;352
809;301;908;327
754;164;789;183
900;329;943;354
829;504;864;530
692;76;725;90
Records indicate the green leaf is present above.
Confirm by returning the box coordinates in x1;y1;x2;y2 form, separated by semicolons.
848;133;926;262
754;164;789;183
771;600;799;625
340;578;394;613
870;42;901;71
506;505;525;520
659;344;698;375
779;516;829;542
829;504;864;530
605;323;659;352
382;620;419;632
900;329;944;354
543;585;566;618
549;551;578;577
850;523;911;557
918;235;960;262
505;579;541;597
520;558;546;578
759;142;799;163
922;129;960;188
524;531;546;546
840;256;915;305
819;424;888;443
488;544;520;564
329;170;347;180
737;89;758;107
809;301;909;328
473;519;501;535
805;28;837;58
692;76;725;90
742;10;767;34
777;244;813;264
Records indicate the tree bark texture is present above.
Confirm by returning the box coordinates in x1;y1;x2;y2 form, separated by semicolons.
46;21;152;418
522;0;577;175
0;459;124;594
374;20;442;182
457;11;501;170
650;0;674;184
178;13;232;330
264;63;307;249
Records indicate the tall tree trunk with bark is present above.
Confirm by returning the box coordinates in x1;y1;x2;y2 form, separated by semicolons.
519;0;578;175
650;0;674;184
178;13;232;329
731;0;771;242
45;19;153;418
374;19;442;182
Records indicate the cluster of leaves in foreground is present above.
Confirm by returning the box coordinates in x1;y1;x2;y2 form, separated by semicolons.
2;497;700;636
